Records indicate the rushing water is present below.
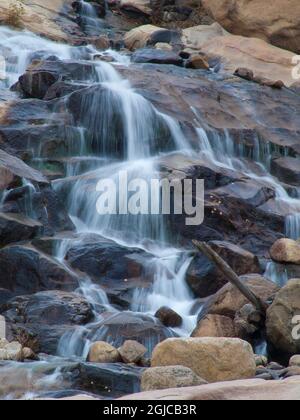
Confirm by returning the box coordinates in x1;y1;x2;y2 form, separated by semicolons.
0;22;300;397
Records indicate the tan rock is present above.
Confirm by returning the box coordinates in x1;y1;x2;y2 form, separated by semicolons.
270;238;300;264
201;274;278;319
120;376;300;400
88;341;120;363
0;341;22;361
0;0;81;42
118;340;147;364
192;314;236;338
290;355;300;367
124;25;165;51
186;54;210;70
155;43;173;51
182;22;228;51
266;279;300;355
202;0;300;53
182;23;297;87
151;337;256;383
255;355;268;367
141;366;207;391
120;0;151;16
22;347;36;360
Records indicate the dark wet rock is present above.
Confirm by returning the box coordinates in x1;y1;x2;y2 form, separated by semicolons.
0;245;79;295
210;241;261;275
0;148;48;190
0;212;42;247
2;184;75;235
66;236;153;308
271;157;300;186
0;125;79;159
71;362;143;398
44;81;86;101
132;48;183;66
89;311;174;355
155;306;182;327
0;289;13;305
1;291;93;326
16;59;98;99
187;242;262;298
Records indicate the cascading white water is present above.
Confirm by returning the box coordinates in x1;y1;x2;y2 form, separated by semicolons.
197;128;300;287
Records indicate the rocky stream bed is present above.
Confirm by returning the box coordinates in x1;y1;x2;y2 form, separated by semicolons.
0;0;300;400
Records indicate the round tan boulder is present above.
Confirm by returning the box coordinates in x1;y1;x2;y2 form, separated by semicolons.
192;314;236;338
151;337;256;383
118;340;147;364
290;355;300;367
88;341;120;363
266;279;300;355
141;366;207;391
124;25;164;50
270;239;300;265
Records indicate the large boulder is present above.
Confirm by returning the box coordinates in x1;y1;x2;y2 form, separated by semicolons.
65;236;153;309
202;0;300;54
141;366;207;391
266;279;300;355
0;213;42;247
121;376;300;400
1;291;93;326
0;245;78;295
151;337;256;382
17;59;98;99
192;314;236;338
270;239;300;264
199;274;279;320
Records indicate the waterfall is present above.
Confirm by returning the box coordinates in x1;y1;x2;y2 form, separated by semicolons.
1;23;300;370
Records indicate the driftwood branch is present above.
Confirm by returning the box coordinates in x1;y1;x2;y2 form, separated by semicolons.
192;240;269;315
